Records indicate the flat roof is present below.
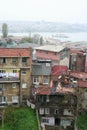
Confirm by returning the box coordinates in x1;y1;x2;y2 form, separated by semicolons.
35;44;65;52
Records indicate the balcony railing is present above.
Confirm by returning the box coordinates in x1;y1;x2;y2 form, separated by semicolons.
0;77;20;82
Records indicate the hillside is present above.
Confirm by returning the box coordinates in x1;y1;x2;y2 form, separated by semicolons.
0;21;87;33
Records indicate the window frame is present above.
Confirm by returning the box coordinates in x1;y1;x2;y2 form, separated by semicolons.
22;83;27;88
33;77;39;84
12;96;18;103
22;57;27;63
12;58;18;64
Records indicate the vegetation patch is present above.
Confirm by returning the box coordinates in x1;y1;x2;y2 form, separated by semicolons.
0;106;38;130
77;113;87;130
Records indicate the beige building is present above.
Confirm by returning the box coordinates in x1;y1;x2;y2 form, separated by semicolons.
0;48;32;106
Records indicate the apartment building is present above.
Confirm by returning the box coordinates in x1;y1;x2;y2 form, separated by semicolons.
35;44;65;66
0;48;32;106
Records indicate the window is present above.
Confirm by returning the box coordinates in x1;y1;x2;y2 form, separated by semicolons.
12;58;17;64
46;51;48;54
21;70;26;75
54;52;57;55
22;57;27;63
45;108;50;114
55;109;59;114
1;58;6;64
46;63;50;67
39;50;41;53
39;108;44;115
0;70;6;73
33;77;39;84
12;83;17;88
63;109;73;116
46;95;49;102
43;77;49;84
13;70;17;73
72;54;77;61
42;118;49;123
0;85;3;91
61;119;71;128
2;96;7;103
22;83;27;88
12;96;18;103
0;84;6;91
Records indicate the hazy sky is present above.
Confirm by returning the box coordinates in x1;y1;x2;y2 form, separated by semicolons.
0;0;87;23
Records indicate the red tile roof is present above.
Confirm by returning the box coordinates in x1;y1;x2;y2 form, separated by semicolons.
78;81;87;88
35;86;51;95
0;48;32;57
70;49;83;54
34;85;75;95
70;72;87;79
51;65;68;76
56;87;75;94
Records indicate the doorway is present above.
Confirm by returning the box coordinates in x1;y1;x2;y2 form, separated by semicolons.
55;118;60;125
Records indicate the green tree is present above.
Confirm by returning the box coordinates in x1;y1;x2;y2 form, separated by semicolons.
2;23;8;38
40;36;43;45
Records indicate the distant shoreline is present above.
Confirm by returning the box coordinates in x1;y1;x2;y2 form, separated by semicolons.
0;32;87;42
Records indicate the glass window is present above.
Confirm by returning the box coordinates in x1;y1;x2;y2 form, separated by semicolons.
0;84;6;91
55;109;59;114
12;58;17;63
0;58;6;64
21;70;26;75
0;70;6;73
22;57;27;63
13;70;17;73
46;95;49;102
54;52;57;55
43;76;49;84
39;108;44;115
22;83;27;88
12;83;17;88
2;58;6;63
2;96;7;103
33;77;39;84
45;108;50;114
12;96;18;103
42;118;49;123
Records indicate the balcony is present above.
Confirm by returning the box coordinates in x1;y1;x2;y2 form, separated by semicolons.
0;77;20;83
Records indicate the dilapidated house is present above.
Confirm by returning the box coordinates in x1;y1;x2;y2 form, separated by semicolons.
34;74;78;130
69;49;86;72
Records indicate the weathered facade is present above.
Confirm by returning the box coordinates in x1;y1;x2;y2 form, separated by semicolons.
32;60;51;87
0;48;32;106
35;44;65;66
35;74;78;130
77;81;87;111
59;47;70;67
69;49;86;72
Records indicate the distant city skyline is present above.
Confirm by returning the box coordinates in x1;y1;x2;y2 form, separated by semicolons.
0;0;87;23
